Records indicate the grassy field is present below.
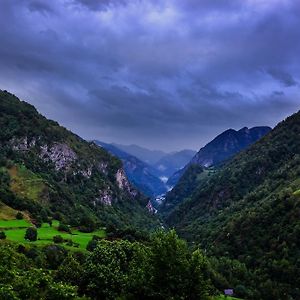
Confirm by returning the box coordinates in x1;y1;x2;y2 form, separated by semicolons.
8;165;47;202
0;219;105;250
0;201;30;220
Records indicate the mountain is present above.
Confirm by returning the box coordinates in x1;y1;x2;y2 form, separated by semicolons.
190;126;272;167
153;149;196;179
0;90;158;230
94;141;167;197
166;126;271;188
165;111;300;298
112;143;166;165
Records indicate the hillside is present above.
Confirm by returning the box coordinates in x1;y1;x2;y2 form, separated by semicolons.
0;90;158;230
190;126;271;168
94;141;167;197
163;126;271;213
166;111;300;298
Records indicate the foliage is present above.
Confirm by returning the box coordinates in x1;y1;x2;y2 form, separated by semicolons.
0;231;6;239
0;230;212;299
53;235;64;243
58;223;71;233
16;212;23;220
166;109;300;299
25;227;37;241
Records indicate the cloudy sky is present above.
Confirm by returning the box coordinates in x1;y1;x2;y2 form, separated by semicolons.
0;0;300;151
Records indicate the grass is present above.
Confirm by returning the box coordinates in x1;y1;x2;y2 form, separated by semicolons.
0;201;20;220
8;165;47;202
0;218;31;228
0;219;106;251
293;189;300;196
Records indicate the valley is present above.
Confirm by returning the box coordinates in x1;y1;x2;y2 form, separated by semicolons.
1;1;299;299
1;90;299;299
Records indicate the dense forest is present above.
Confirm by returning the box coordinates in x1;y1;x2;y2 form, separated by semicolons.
166;109;300;299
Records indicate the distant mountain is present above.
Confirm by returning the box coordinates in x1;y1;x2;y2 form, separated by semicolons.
190;126;272;167
112;143;166;165
165;111;300;298
106;143;195;188
94;141;167;197
0;90;158;230
166;126;271;188
153;149;196;179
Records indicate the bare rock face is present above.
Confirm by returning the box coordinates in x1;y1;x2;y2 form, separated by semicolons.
73;166;93;178
146;200;157;214
96;188;113;206
116;168;137;197
11;136;37;151
98;162;108;175
40;143;77;171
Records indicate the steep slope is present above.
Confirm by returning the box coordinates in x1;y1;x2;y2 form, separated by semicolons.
94;141;167;197
191;126;271;167
163;126;271;213
153;149;196;179
166;126;271;188
0;90;158;230
167;111;300;298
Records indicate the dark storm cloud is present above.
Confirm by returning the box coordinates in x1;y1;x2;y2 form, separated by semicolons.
267;68;298;87
0;0;300;151
74;0;127;11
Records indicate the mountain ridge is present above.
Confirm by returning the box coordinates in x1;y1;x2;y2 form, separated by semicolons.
0;90;158;230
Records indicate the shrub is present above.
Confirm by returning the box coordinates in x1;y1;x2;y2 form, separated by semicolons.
0;231;6;240
16;211;24;220
53;235;64;244
58;223;71;233
25;227;37;241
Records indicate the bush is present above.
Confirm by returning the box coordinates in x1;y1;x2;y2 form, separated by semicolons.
58;223;71;233
86;235;102;252
0;231;6;240
53;235;64;244
25;227;37;241
16;211;24;220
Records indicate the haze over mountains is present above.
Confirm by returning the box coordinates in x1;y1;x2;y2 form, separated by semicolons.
96;126;271;205
94;141;168;198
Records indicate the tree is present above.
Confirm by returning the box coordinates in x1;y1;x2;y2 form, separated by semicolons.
149;230;211;299
53;235;64;244
58;223;71;233
0;231;6;240
16;212;23;220
25;227;37;241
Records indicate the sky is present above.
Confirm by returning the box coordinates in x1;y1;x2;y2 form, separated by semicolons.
0;0;300;151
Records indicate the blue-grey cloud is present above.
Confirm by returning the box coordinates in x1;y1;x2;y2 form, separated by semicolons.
0;0;299;151
267;68;298;87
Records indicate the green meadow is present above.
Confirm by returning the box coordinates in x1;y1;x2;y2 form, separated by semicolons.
0;219;105;250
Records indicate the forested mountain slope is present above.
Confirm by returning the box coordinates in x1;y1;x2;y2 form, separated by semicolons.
0;90;158;230
163;127;271;215
167;110;300;299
